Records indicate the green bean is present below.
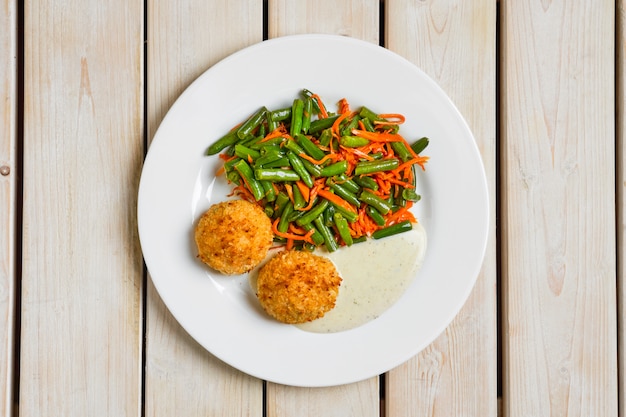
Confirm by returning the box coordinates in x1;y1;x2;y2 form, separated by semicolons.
302;98;312;133
339;135;369;148
261;180;277;202
300;159;321;178
286;151;314;188
237;106;268;139
283;138;305;155
391;141;413;162
352;236;367;244
328;181;360;207
254;168;300;182
353;175;378;191
234;144;260;161
295;134;326;161
323;204;335;227
402;188;421;202
295;199;330;226
361;117;375;132
226;170;240;185
259;157;291;168
333;174;360;193
333;213;353;246
411;137;429;154
274;192;290;216
359;190;393;214
372;220;413;239
265;109;278;132
308;115;339;134
206;130;239;155
313;215;338;252
292;183;306;210
318;128;333;147
233;160;264;201
366;206;386;226
278;202;294;233
358;106;382;123
287;208;305;223
290;98;304;137
223;156;243;172
270;106;292;121
255;149;284;167
354;158;399;176
263;204;274;218
340;116;360;136
327;200;359;223
301;222;325;246
320;160;348;177
250;136;284;150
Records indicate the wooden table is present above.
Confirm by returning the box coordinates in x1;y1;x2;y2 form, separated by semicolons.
1;0;622;415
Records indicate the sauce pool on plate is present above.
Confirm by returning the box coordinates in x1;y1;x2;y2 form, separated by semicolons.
296;222;427;333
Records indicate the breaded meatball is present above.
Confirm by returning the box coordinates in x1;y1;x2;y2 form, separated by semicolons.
194;199;273;275
256;250;342;324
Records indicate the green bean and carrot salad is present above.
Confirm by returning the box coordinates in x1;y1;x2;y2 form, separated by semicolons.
206;89;429;252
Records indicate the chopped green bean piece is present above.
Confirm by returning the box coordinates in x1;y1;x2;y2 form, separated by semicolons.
360;190;393;215
354;158;399;176
333;213;353;246
237;106;268;139
320;160;348;177
254;168;300;182
411;137;429;154
372;220;413;239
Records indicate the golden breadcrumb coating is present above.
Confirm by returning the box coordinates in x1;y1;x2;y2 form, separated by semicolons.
194;199;273;275
256;250;342;324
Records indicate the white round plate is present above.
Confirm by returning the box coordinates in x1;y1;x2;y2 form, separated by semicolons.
138;34;488;387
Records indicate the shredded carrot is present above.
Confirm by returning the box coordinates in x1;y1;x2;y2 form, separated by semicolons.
272;218;315;244
317;188;357;214
351;129;404;142
284;183;294;204
310;94;329;118
294;180;310;202
260;125;287;142
338;98;351;114
298;152;338;165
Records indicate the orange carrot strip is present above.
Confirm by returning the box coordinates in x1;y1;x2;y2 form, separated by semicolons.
317;188;357;214
310;94;329;119
284;183;294;204
298;152;338;165
295;180;310;202
351;129;403;142
338;98;351;114
272;218;315;244
260;126;287;142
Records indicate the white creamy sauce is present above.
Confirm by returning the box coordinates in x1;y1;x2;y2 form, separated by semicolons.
296;222;427;333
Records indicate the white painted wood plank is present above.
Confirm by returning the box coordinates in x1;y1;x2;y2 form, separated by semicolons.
501;1;617;415
0;1;17;416
266;1;380;416
619;1;626;416
20;1;144;415
385;1;497;416
144;1;264;415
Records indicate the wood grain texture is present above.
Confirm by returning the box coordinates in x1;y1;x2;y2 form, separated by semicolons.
501;1;617;415
144;1;264;415
266;1;380;416
617;1;625;416
0;1;16;416
20;1;145;415
268;0;379;43
385;1;497;416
